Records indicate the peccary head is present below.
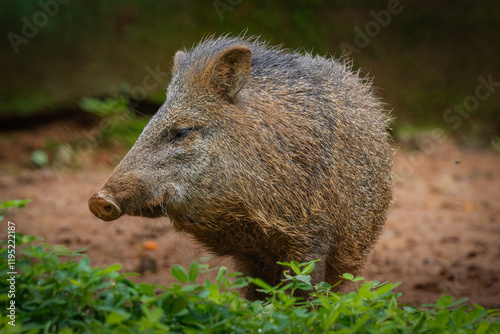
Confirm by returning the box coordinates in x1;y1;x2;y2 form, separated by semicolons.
89;44;253;228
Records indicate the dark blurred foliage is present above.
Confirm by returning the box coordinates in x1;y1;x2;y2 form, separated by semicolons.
0;0;499;145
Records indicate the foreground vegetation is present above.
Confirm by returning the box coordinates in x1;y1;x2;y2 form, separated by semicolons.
1;200;499;333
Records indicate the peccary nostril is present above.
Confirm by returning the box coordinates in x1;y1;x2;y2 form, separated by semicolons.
88;193;122;222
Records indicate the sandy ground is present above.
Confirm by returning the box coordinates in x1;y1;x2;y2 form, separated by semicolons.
1;119;499;308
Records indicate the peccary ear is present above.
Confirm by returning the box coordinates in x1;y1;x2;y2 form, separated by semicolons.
172;50;187;74
210;45;252;102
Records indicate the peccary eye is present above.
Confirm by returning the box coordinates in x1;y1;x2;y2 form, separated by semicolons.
174;128;192;141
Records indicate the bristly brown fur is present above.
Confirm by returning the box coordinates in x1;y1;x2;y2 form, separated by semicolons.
90;34;393;301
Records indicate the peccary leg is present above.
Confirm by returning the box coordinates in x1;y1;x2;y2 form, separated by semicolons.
325;251;364;291
237;248;328;301
236;257;283;301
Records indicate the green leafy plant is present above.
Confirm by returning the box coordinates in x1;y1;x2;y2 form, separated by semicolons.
0;199;31;222
1;199;499;333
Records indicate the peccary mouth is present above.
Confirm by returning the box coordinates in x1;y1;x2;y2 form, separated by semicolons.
129;201;166;219
88;191;165;221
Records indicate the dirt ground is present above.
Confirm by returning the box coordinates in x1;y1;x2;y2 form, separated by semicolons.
1;118;499;308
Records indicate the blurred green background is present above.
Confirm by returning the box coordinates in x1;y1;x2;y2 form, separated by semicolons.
1;0;499;146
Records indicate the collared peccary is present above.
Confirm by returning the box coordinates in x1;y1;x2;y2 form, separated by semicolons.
88;35;392;300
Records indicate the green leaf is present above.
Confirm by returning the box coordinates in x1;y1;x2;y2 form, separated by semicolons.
375;282;395;296
476;322;490;334
451;306;469;327
171;264;188;283
144;307;164;323
345;312;370;333
0;198;32;210
209;284;219;300
316;282;331;290
248;277;274;292
448;297;469;308
474;303;485;311
78;256;91;269
294;275;312;285
169;295;189;315
138;283;156;296
216;266;227;284
413;313;427;332
355;282;374;303
188;261;199;283
464;309;484;325
290;261;301;275
276;282;295;293
67;278;81;287
434;309;451;328
341;273;354;281
106;310;131;325
99;263;121;275
403;306;418;313
436;294;453;308
389;295;398;313
301;262;315;275
277;261;291;266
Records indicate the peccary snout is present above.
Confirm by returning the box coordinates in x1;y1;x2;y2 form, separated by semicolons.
89;169;170;221
88;192;122;221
